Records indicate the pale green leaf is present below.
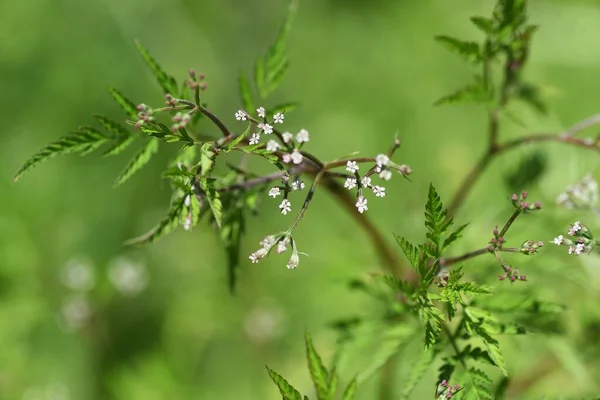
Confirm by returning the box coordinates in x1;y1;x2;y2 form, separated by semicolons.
114;139;159;186
305;332;329;400
134;40;178;95
341;378;357;400
399;349;436;400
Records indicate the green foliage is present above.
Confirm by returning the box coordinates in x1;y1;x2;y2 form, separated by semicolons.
125;195;188;245
199;177;223;228
114;138;159;186
266;366;303;400
440;268;491;320
464;307;508;376
398;348;436;400
420;296;444;350
434;76;492;106
424;183;452;257
305;332;330;400
134;40;178;95
458;367;494;400
108;87;138;118
503;150;547;192
434;36;482;64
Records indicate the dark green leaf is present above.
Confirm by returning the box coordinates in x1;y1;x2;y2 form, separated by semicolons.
305;332;329;400
464;307;507;375
114;139;159;186
434;76;492;106
238;71;255;112
470;17;496;34
199;142;217;177
269;102;299;117
503;150;547;192
221;196;246;293
434;35;482;63
103;135;136;157
108;87;138;118
13;129;109;182
341;378;357;400
254;58;266;99
266;366;303;400
200;177;223;228
458;368;494;400
134;40;178;95
125;195;186;245
394;235;420;270
421;300;444;350
515;82;547;114
374;274;415;296
442;223;469;252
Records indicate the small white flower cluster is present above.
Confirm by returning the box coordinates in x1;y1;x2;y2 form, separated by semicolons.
235;106;286;146
552;221;595;256
556;174;598;210
182;193;196;231
268;174;305;215
344;154;391;214
280;129;310;164
249;234;302;269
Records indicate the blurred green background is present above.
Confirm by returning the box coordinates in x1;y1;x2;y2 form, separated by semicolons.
3;0;600;399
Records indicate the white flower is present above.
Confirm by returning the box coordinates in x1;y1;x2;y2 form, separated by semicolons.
257;107;266;118
273;113;284;124
183;214;192;231
282;132;294;143
261;123;273;134
376;154;389;167
568;221;582;236
287;251;300;269
260;235;277;249
291;149;303;164
184;194;191;207
361;176;372;187
249;133;261;145
282;153;292;163
379;169;392;181
344;178;357;189
268;187;281;198
372;185;386;197
279;199;292;215
249;247;268;263
346;161;359;173
575;242;586;255
296;129;309;143
277;237;290;254
292;180;305;190
266;140;279;152
553;235;564;245
356;196;368;213
235;110;247;121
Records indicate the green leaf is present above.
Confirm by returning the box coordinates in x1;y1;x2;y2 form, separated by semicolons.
470;16;496;34
254;57;266;99
399;349;436;400
134;40;178;95
341;378;357;400
266;60;290;95
114;139;159;186
421;298;444;350
220;195;247;293
424;183;452;256
238;71;255;113
200;178;223;228
458;368;494;400
442;223;469;252
440;268;491;316
326;367;338;399
199;142;217;177
305;333;329;400
374;274;415;296
464;307;507;376
93;115;128;138
108;87;138;118
503;150;547;193
269;102;298;117
265;366;303;400
394;235;420;271
103;135;136;157
434;76;492;106
434;35;482;63
125;195;186;245
13;129;109;182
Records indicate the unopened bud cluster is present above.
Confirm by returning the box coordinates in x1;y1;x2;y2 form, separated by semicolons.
187;69;207;91
520;240;544;255
511;191;541;212
249;233;302;270
556;174;598;210
498;264;527;282
552;221;596;256
487;225;505;252
436;380;462;399
134;104;155;128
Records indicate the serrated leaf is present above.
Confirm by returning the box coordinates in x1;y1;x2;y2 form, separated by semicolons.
375;274;415;296
341;378;357;400
442;223;469;252
434;35;482;63
93;115;128;138
199;142;217;177
305;333;329;400
103;135;136;157
266;366;303;400
254;58;266;99
421;300;444;350
424;183;452;256
459;368;494;400
108;87;138;118
134;40;178;95
464;307;507;375
266;60;290;95
269;102;298;117
434;76;492;106
470;16;496;35
399;349;436;400
238;71;255;113
326;367;338;399
200;177;223;228
221;196;246;293
13;129;109;182
114;139;159;186
394;235;420;270
125;196;186;245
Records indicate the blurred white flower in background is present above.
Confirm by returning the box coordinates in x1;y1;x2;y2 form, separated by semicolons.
60;295;91;331
244;302;286;344
60;257;95;292
108;257;148;296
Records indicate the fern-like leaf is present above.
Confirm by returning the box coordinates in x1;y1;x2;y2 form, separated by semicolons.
114;138;159;186
134;40;178;95
305;332;329;400
266;366;303;400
